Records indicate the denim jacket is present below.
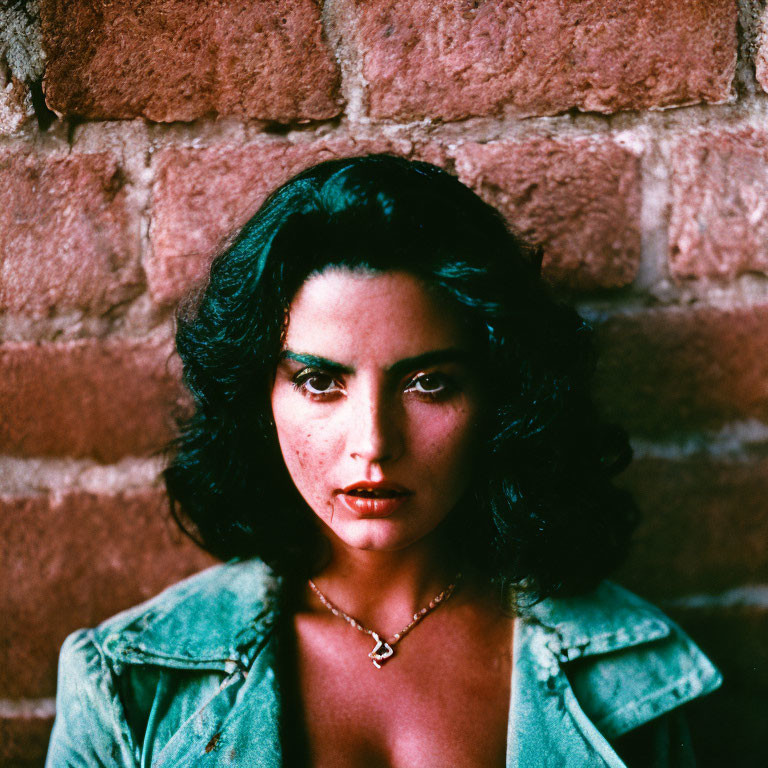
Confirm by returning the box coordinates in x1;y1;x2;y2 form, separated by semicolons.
46;559;721;767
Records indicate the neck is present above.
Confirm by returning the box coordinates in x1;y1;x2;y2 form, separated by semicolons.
308;531;460;637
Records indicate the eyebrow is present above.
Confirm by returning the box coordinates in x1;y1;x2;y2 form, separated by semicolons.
278;348;468;377
279;351;353;375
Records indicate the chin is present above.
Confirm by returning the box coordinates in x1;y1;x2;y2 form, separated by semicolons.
333;519;438;553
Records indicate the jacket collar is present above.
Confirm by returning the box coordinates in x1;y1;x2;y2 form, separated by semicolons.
100;559;282;671
523;580;670;663
100;559;668;671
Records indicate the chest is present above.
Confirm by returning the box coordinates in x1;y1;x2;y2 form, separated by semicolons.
288;610;513;768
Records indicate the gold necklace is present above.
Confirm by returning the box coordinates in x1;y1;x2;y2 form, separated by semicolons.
308;575;461;669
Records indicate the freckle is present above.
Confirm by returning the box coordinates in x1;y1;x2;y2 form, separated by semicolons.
205;732;221;753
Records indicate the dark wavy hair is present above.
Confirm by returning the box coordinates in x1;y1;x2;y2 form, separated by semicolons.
164;154;638;599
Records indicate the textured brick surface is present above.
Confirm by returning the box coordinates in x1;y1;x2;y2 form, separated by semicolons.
149;137;412;304
0;73;33;134
0;338;182;461
670;129;768;280
0;714;53;767
616;457;768;598
354;0;737;121
0;150;142;317
0;488;216;698
594;306;768;437
755;8;768;94
454;139;641;290
40;0;341;122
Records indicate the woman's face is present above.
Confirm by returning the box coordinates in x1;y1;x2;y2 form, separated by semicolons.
270;268;482;554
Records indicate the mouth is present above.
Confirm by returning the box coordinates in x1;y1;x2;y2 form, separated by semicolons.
336;482;413;517
343;488;407;498
339;481;413;497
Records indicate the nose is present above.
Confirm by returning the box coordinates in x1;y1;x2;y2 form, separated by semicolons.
347;381;402;465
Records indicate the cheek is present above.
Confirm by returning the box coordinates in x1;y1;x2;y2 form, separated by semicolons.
408;402;478;471
272;396;336;493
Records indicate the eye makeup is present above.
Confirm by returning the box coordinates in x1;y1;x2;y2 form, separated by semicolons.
279;347;471;403
290;368;344;399
289;367;460;403
403;371;458;401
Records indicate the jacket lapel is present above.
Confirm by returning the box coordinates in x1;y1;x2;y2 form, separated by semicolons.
100;560;284;768
152;634;283;768
508;616;629;768
507;582;674;768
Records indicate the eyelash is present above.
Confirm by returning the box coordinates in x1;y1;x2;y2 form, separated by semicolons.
290;370;456;401
290;371;342;398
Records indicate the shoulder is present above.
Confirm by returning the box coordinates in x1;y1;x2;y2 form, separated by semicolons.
54;557;280;703
520;581;722;739
47;628;139;766
91;557;280;669
48;559;281;766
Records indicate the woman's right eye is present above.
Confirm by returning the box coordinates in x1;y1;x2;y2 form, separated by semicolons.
291;371;342;397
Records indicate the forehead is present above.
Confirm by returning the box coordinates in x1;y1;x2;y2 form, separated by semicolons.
283;269;470;361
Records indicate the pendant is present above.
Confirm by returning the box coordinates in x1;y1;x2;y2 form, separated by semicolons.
368;633;394;669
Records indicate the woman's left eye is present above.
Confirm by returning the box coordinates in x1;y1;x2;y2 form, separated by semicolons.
405;372;452;396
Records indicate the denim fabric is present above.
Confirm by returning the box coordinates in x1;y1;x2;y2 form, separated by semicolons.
46;560;721;768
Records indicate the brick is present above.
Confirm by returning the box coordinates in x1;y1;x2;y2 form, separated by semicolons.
670;129;768;280
0;488;216;698
0;150;142;317
594;306;768;437
0;338;183;461
0;713;53;767
0;1;46;85
40;0;342;122
148;137;414;304
0;73;33;134
755;9;768;94
0;0;42;134
353;0;736;121
615;458;768;599
454;139;641;290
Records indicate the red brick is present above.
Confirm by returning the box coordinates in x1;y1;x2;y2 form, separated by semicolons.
755;9;768;94
670;129;768;280
615;458;768;599
0;714;53;767
594;306;768;437
0;338;183;461
0;488;216;698
148;137;414;304
40;0;342;122
0;73;33;134
353;0;736;121
0;150;142;317
454;139;641;290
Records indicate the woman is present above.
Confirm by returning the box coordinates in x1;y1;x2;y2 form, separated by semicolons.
47;155;720;767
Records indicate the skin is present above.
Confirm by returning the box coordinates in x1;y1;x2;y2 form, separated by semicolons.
271;267;481;558
271;268;512;768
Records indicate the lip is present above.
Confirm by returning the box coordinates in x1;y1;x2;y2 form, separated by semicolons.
339;480;413;496
335;481;413;518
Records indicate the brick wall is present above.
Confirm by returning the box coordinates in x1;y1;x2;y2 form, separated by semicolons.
0;1;764;765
